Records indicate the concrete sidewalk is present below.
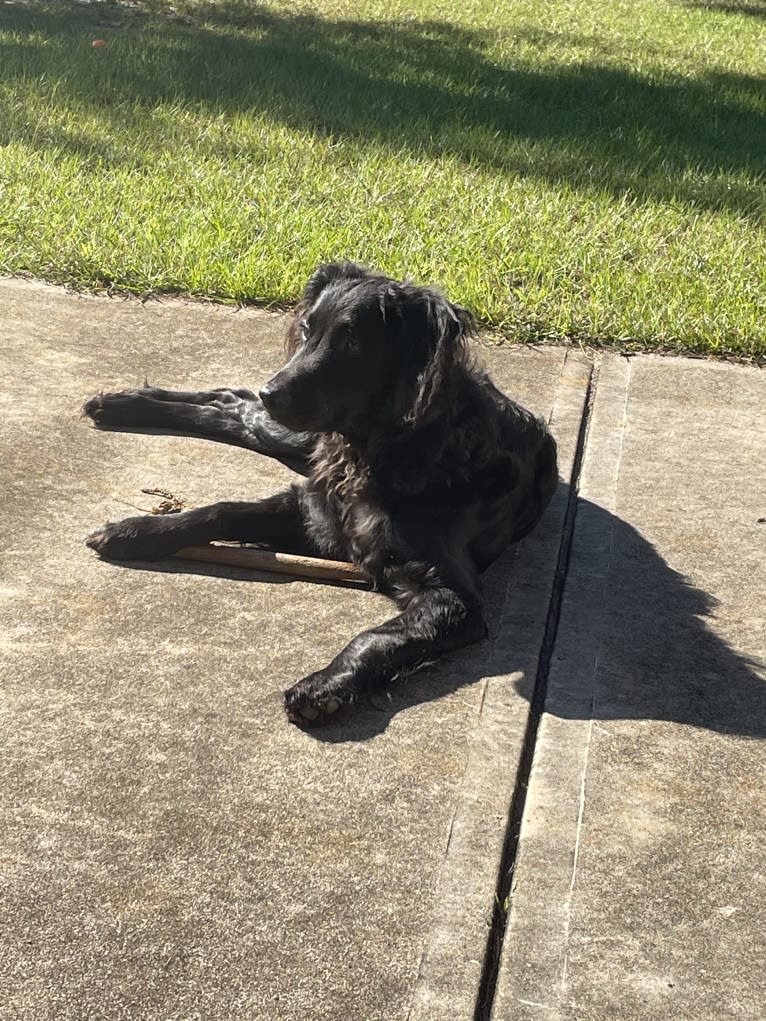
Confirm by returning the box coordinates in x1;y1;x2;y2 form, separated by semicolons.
1;278;764;1020
494;355;766;1021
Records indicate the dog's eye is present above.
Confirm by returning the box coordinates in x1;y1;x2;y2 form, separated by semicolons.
342;327;358;351
300;320;310;342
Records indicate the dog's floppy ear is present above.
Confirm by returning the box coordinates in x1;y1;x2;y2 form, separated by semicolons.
403;287;475;424
302;261;370;304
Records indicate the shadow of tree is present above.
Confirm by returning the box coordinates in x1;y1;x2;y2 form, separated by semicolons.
683;0;766;16
2;1;764;217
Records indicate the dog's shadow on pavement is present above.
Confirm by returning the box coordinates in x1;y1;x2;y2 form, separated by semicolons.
533;498;766;740
313;496;766;743
98;494;766;743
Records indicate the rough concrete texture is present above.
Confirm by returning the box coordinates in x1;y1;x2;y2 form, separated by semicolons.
494;355;766;1020
3;279;764;1021
0;279;587;1021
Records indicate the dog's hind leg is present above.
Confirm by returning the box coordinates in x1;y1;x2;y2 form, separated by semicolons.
86;486;324;562
83;387;316;475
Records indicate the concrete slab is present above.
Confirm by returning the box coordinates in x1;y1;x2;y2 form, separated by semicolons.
0;279;589;1021
494;355;766;1020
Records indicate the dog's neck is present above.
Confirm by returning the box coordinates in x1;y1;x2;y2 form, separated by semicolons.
340;366;469;454
317;410;470;500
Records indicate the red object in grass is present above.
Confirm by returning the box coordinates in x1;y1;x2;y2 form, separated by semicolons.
91;39;107;48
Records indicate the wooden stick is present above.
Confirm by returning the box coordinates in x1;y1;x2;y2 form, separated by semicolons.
173;544;368;585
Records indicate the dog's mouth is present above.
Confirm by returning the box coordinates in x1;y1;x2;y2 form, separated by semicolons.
260;384;337;434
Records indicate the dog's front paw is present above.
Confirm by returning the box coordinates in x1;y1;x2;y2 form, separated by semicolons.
283;673;349;728
86;516;170;561
82;390;145;428
82;394;102;423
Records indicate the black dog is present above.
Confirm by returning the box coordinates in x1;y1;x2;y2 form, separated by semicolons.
84;262;558;726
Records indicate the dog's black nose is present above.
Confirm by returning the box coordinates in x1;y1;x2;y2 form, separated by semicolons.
259;382;279;411
260;374;304;429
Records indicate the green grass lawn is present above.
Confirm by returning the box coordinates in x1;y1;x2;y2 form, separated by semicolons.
1;0;764;357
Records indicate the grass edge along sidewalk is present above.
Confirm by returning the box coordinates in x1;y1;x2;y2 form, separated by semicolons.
1;0;764;360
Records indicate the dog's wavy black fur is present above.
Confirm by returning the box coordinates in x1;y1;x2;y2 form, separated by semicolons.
84;262;558;726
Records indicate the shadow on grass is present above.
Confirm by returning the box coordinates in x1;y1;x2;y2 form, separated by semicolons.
1;1;764;217
683;0;766;16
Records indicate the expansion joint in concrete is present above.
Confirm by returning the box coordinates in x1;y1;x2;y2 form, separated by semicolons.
473;357;597;1021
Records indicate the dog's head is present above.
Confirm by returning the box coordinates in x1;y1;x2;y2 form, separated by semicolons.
259;262;474;435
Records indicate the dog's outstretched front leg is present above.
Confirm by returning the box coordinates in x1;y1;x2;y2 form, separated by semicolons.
86;487;318;561
83;387;316;475
283;584;487;726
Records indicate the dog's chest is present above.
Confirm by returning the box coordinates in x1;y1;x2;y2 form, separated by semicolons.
311;437;400;570
332;483;397;571
344;497;394;559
